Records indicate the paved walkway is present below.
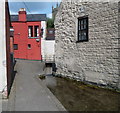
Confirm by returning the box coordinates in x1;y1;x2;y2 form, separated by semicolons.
3;59;65;111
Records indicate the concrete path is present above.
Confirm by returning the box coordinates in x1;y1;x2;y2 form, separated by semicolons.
3;59;65;111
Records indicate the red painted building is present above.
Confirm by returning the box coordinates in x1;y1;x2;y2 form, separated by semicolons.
11;8;46;60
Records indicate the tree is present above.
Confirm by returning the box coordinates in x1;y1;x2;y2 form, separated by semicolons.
47;18;54;28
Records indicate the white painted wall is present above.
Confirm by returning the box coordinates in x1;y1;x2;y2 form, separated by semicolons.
0;0;7;93
44;41;55;60
41;21;55;61
41;21;46;59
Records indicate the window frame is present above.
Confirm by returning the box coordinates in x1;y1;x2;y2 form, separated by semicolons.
77;16;89;42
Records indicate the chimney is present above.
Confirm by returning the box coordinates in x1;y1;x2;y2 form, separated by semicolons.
18;8;26;21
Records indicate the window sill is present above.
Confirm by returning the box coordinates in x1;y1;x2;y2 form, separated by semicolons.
76;40;88;43
28;37;39;39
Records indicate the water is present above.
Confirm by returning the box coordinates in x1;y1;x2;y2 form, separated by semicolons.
43;67;120;111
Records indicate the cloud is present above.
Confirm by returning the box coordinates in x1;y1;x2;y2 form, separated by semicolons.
47;13;52;18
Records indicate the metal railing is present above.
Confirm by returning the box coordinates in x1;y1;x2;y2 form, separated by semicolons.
42;55;55;63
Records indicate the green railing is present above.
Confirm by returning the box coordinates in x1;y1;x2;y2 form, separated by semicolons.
28;37;39;39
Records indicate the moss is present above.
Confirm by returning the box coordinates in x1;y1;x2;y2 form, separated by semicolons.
54;74;120;93
39;74;46;80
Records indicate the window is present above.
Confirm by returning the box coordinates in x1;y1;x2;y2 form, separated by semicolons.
78;16;88;42
28;26;33;37
46;29;55;40
28;26;39;38
49;30;53;34
28;44;31;49
14;44;18;50
34;26;39;37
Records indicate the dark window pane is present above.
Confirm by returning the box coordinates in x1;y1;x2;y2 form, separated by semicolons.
28;44;31;49
81;25;84;30
84;19;86;24
84;24;86;29
28;26;33;37
34;26;39;37
14;44;18;50
81;20;83;25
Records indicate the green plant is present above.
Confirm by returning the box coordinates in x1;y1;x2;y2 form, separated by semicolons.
47;18;54;28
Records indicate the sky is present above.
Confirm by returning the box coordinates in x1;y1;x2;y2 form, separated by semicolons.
8;1;61;18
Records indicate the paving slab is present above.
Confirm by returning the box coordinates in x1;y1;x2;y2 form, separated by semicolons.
4;59;66;111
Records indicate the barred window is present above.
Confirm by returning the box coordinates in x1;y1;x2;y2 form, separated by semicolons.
78;16;88;42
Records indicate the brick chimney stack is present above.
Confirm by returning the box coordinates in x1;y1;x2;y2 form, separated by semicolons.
18;8;26;21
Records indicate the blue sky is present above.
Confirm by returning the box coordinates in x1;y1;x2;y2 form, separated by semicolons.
8;1;61;18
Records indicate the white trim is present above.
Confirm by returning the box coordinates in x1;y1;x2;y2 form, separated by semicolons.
41;21;46;58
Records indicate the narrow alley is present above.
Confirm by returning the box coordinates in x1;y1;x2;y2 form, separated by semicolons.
3;60;65;111
1;1;120;112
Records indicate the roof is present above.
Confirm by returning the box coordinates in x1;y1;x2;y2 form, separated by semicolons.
11;14;47;22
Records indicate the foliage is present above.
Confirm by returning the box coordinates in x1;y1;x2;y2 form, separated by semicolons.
47;18;54;28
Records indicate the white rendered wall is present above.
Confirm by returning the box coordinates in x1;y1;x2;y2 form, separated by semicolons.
0;0;7;93
41;21;46;59
44;41;55;60
41;21;55;61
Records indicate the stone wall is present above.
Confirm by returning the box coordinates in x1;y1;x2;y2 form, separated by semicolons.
54;1;120;90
